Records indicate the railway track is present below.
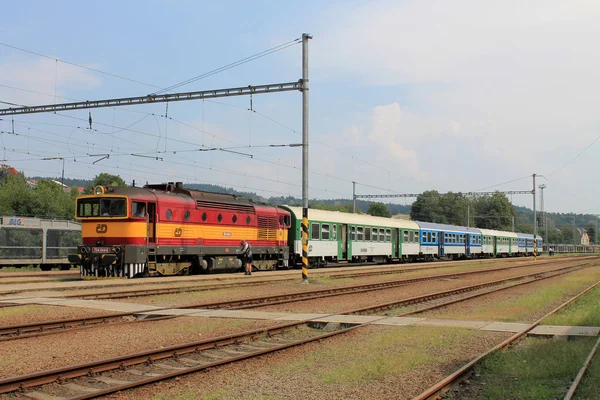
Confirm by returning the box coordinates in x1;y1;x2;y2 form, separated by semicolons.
60;256;590;300
0;261;589;341
414;280;600;400
0;264;594;399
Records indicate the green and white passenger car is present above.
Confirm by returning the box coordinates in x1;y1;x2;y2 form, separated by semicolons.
282;207;420;267
478;229;518;257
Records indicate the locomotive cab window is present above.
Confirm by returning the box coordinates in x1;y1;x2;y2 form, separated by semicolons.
77;197;127;218
131;202;146;218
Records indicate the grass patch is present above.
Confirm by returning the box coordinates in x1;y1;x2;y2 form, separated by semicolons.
576;349;600;399
542;285;600;327
0;305;42;319
474;336;596;399
422;268;600;322
276;326;476;385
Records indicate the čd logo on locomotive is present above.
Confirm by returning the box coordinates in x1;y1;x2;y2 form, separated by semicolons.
96;224;108;234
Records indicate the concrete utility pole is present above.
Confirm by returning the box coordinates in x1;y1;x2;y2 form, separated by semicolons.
532;173;537;259
539;184;546;248
352;181;356;213
301;33;312;284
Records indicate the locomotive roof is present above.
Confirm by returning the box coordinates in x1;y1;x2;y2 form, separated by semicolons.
282;206;420;229
100;185;277;209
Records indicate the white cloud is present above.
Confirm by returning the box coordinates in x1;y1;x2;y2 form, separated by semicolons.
310;0;600;211
0;57;101;105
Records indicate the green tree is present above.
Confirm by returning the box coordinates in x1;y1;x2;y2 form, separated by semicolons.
84;173;127;193
0;174;78;219
367;202;391;218
472;192;516;230
410;190;445;223
311;203;356;213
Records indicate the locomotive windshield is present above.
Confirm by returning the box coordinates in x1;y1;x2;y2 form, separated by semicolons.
77;198;127;218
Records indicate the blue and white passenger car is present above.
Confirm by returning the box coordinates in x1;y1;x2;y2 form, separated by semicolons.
416;222;482;259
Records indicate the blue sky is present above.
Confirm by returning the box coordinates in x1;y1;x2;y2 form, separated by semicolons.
1;0;599;215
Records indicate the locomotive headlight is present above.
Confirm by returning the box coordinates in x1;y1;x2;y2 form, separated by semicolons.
86;246;91;254
94;186;104;196
114;247;121;254
80;247;87;254
111;247;116;253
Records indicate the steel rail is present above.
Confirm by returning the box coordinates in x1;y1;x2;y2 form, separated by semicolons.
394;265;588;317
563;335;600;400
0;265;593;398
413;280;600;400
56;263;459;300
0;313;174;341
0;261;588;340
170;260;578;310
0;320;362;398
66;261;502;300
343;264;588;315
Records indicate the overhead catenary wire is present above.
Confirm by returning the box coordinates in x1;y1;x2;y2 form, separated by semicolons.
0;41;161;89
4;80;427;196
150;37;302;95
546;132;600;177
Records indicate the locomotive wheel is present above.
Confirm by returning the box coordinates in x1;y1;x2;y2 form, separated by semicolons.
40;265;52;271
59;265;71;271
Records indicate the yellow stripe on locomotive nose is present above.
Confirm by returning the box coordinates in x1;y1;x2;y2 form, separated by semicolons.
82;221;289;242
82;221;148;238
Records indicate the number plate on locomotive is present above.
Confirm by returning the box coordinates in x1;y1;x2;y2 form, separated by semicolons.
92;247;111;253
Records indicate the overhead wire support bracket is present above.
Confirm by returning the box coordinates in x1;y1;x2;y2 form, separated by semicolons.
0;81;304;116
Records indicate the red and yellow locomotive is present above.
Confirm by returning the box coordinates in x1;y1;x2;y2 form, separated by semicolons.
69;182;291;278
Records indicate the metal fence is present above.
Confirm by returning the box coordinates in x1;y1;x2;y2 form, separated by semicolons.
543;244;599;253
0;217;81;267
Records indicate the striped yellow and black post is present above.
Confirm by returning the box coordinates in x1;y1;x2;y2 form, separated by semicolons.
301;208;309;283
533;237;537;261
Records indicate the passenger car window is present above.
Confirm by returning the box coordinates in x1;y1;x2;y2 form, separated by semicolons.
322;224;330;240
311;223;320;240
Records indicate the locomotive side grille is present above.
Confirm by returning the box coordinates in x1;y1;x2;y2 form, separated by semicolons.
196;201;254;213
258;215;278;241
